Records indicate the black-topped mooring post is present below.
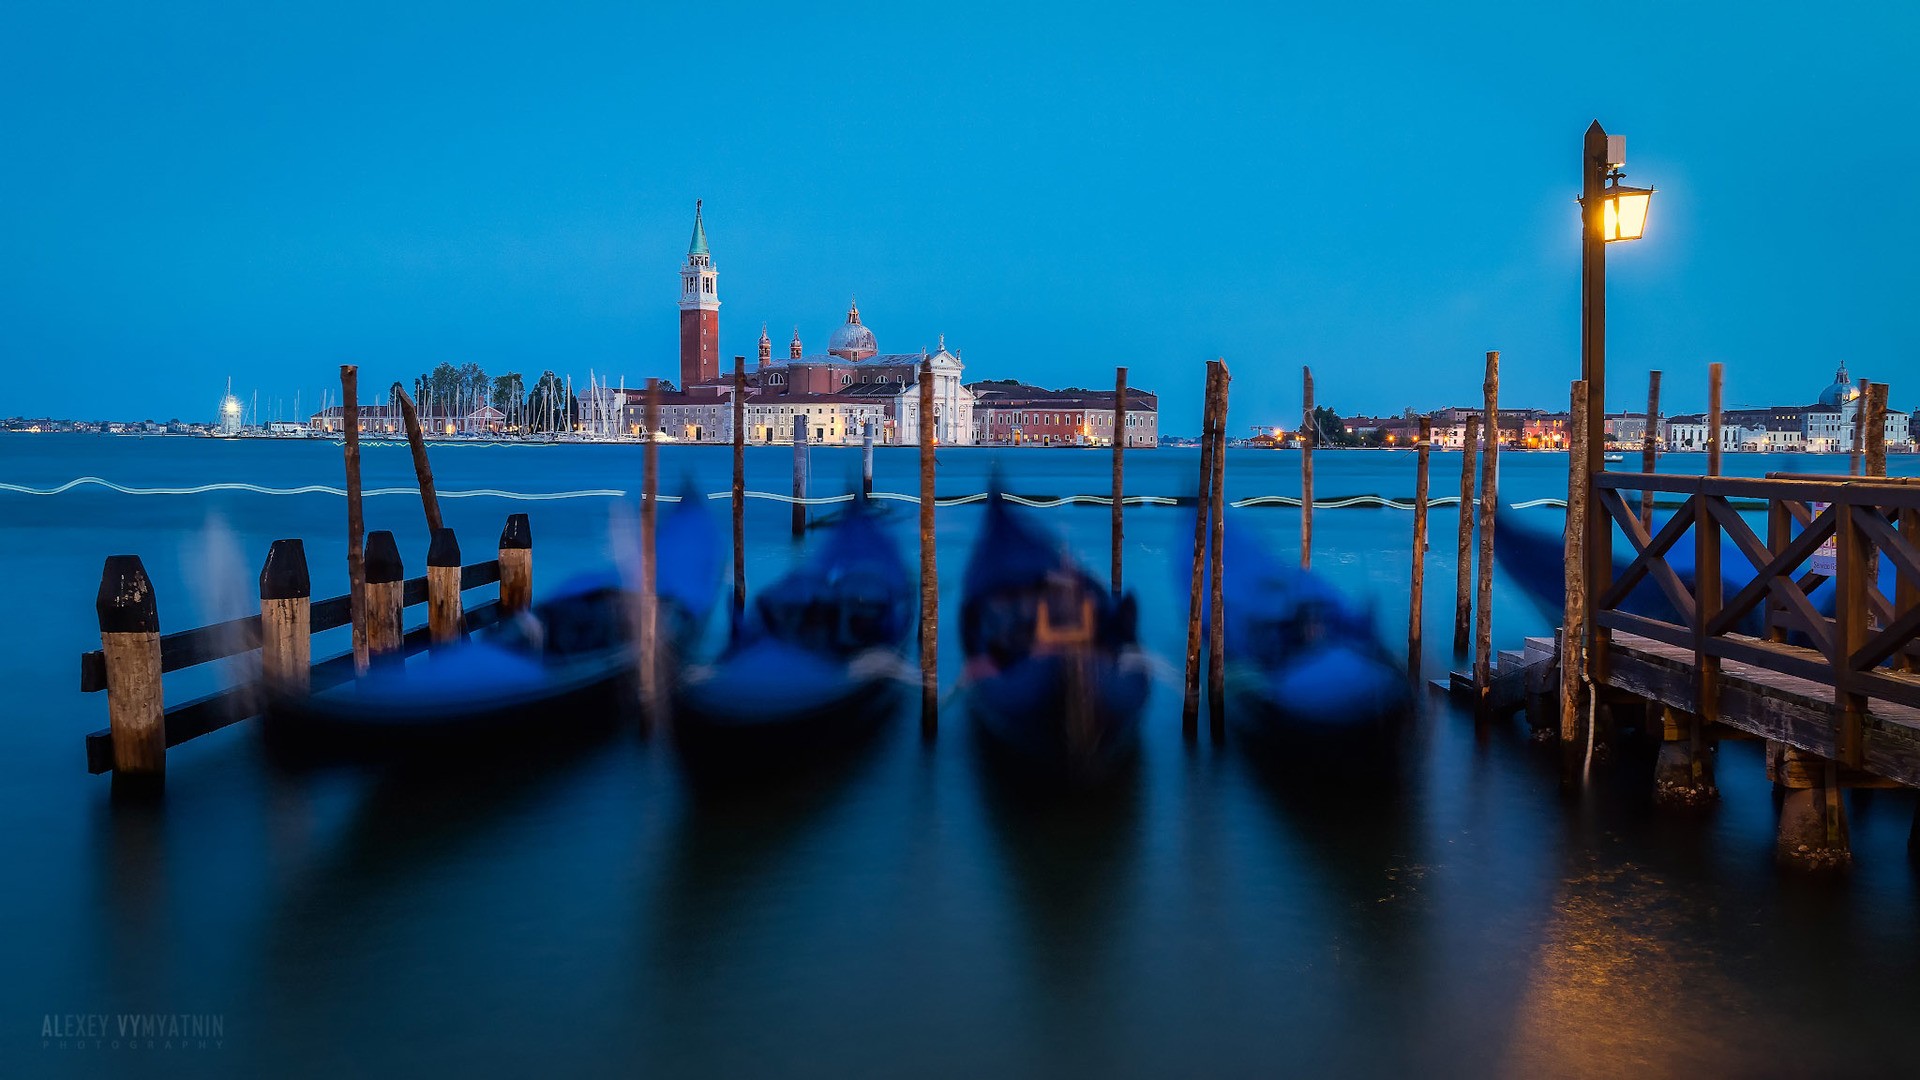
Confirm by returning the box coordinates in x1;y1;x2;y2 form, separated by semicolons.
499;514;532;615
364;530;405;664
96;554;164;782
259;539;311;694
427;527;463;647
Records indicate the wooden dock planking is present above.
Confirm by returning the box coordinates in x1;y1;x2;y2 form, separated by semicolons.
1602;632;1920;787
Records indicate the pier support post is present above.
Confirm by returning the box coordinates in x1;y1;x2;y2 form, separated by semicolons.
1652;707;1718;806
498;514;532;615
97;555;164;785
1562;381;1590;779
1408;416;1431;685
258;539;311;694
364;531;405;664
426;528;463;648
1454;414;1478;654
1777;747;1850;868
792;412;809;538
918;357;938;735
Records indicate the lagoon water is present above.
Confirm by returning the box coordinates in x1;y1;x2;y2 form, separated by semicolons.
5;434;1920;1077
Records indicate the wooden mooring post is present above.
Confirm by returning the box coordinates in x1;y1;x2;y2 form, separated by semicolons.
1473;352;1499;712
1111;365;1126;596
1851;376;1869;476
96;555;164;785
498;514;532;615
641;379;661;720
1864;382;1888;477
364;530;405;663
1183;361;1224;737
918;357;938;734
1707;362;1724;478
340;364;368;673
1408;417;1431;685
1640;369;1661;528
1300;365;1314;570
732;355;747;631
426;528;463;647
863;418;876;499
1207;361;1230;735
258;539;310;694
792;412;809;538
1453;414;1478;654
1561;381;1589;780
392;384;444;533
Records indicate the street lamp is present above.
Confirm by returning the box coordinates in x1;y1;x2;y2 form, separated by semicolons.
1578;120;1655;704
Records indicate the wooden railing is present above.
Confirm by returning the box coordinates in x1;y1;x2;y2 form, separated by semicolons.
79;516;533;777
1591;473;1920;767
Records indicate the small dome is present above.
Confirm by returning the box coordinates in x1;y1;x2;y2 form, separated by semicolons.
827;299;877;361
1818;363;1861;406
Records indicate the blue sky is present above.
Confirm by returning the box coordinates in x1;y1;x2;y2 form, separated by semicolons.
2;1;1913;429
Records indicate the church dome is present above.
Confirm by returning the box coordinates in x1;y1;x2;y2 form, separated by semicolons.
1818;363;1861;406
827;299;877;361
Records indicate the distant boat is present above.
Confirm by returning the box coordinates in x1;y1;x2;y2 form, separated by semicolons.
960;488;1149;784
1603;452;1626;463
673;496;915;774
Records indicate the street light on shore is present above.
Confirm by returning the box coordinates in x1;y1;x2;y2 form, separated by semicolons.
1578;120;1656;692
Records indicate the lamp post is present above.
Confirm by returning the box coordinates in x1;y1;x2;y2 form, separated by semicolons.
1579;119;1655;688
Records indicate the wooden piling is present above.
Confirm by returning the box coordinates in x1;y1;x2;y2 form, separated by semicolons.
1408;416;1431;684
1851;377;1869;476
1707;363;1724;478
1864;382;1888;477
1562;381;1589;768
258;539;311;694
1183;362;1223;737
1207;361;1231;734
340;364;368;673
391;384;444;533
732;355;746;630
641;379;661;717
862;418;875;498
1454;414;1478;654
1300;365;1314;569
1473;351;1499;708
426;527;463;647
96;555;164;781
1112;365;1127;597
363;530;405;664
498;514;532;615
1640;370;1661;528
792;412;809;537
918;357;938;734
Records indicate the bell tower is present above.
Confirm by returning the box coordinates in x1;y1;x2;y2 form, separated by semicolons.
678;200;720;388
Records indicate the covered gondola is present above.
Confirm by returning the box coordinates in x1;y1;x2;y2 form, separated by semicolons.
961;490;1149;783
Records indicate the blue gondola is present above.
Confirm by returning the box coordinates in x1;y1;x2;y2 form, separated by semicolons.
266;490;721;761
1202;518;1412;752
673;495;915;771
961;490;1150;783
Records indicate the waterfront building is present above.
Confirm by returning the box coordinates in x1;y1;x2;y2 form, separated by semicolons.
678;202;720;390
967;380;1159;447
1803;364;1910;452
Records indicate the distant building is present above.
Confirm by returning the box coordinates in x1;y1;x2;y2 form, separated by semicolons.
967;380;1159;447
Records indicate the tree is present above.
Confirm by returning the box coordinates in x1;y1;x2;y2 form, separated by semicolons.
525;371;578;433
491;372;525;429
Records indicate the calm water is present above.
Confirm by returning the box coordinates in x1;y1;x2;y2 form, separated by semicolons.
5;434;1920;1078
